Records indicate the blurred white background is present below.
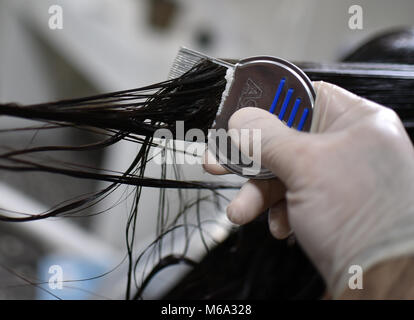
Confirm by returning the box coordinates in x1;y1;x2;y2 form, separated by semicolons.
0;0;413;299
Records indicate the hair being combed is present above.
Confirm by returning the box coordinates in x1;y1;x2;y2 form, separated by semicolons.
1;31;414;299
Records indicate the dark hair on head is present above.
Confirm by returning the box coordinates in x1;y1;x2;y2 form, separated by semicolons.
343;27;414;64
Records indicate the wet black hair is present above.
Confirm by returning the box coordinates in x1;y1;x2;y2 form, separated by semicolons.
162;28;414;300
1;27;414;300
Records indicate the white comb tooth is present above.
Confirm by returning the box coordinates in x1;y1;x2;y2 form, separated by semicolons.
168;48;204;79
168;47;234;79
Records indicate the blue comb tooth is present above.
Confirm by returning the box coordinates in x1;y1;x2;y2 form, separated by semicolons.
269;78;286;114
297;108;309;131
287;98;301;127
278;88;294;120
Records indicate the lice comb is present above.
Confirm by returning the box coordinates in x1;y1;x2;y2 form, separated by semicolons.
169;47;315;179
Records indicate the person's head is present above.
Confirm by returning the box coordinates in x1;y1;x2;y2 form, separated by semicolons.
344;27;414;64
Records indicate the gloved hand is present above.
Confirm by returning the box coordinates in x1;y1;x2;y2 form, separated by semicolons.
203;81;414;297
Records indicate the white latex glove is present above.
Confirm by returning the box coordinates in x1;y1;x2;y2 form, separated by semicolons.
203;81;414;297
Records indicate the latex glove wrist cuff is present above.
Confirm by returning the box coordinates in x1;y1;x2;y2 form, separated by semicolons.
331;222;414;297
